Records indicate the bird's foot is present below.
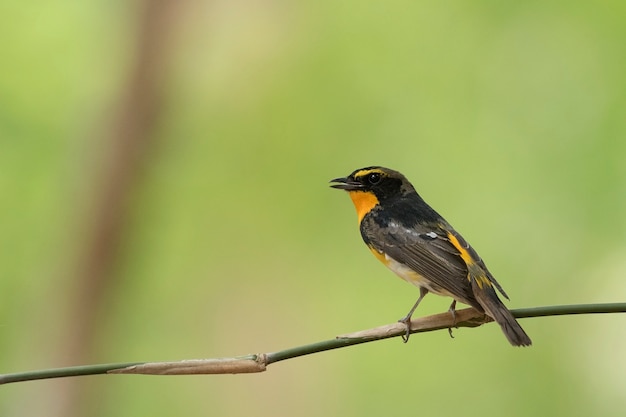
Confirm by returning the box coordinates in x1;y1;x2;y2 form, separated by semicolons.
448;300;458;339
398;316;412;343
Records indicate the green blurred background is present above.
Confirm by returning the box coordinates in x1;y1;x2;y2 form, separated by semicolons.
2;0;626;416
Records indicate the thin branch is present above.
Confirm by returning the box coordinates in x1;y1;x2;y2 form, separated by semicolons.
2;302;625;385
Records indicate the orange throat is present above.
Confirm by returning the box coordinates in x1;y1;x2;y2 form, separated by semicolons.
348;190;379;222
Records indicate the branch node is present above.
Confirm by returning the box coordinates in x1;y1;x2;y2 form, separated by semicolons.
109;355;267;375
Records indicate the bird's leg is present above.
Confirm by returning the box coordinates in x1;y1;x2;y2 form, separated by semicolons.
398;287;428;343
448;300;457;338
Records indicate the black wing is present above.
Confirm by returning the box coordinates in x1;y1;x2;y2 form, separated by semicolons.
361;216;507;309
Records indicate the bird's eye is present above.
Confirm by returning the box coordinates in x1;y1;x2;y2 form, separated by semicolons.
367;172;381;185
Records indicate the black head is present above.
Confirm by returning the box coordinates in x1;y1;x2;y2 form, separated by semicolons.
330;166;416;201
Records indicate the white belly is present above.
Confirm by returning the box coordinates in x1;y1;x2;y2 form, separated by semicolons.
384;253;456;299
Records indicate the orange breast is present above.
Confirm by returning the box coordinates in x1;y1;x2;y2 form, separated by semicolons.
348;191;379;222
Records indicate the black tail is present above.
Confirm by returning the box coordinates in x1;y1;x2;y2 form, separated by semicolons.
471;280;532;347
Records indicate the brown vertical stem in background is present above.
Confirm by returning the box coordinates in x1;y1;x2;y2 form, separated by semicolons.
47;1;185;416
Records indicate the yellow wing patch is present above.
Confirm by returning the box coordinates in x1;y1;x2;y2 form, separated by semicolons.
447;231;493;289
470;267;493;289
446;231;475;265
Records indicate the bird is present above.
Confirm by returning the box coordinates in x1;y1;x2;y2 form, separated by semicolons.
330;166;531;346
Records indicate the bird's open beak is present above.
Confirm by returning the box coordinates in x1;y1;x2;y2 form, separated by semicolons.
329;177;363;191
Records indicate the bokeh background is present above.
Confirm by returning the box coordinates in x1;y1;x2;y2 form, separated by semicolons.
2;1;626;416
